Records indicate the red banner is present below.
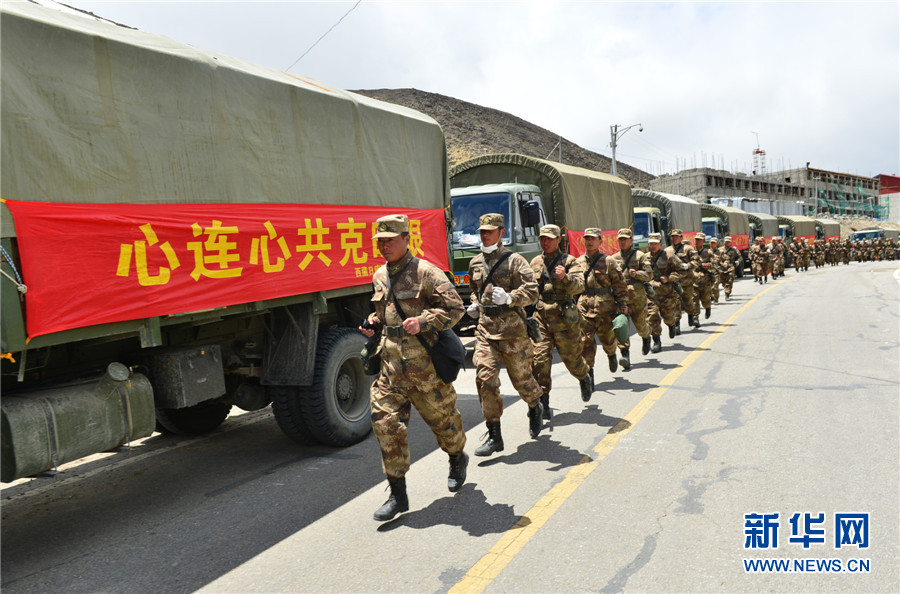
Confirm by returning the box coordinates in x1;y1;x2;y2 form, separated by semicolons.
4;201;448;338
730;234;750;252
567;230;618;257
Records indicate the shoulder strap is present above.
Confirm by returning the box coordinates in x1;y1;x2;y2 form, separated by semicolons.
543;251;565;281
622;249;637;270
477;251;514;300
584;252;604;283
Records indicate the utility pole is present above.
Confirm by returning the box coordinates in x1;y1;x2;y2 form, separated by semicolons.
610;122;642;177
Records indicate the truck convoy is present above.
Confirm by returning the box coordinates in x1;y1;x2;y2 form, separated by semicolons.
815;219;842;242
1;2;452;481
631;189;702;251
777;215;817;244
447;154;633;289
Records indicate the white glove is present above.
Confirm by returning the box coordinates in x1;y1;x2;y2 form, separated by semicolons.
682;263;690;270
466;303;480;318
492;286;512;305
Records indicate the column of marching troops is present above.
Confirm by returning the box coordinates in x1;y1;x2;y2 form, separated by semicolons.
360;213;898;521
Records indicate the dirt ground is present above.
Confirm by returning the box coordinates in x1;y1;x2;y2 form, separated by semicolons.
839;217;900;239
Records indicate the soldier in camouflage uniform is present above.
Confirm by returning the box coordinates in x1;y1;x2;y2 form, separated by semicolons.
531;224;592;418
611;228;653;368
708;237;722;303
577;227;628;392
750;236;770;283
799;238;812;270
789;237;802;272
362;214;468;521
647;232;685;352
771;236;786;277
814;239;826;268
842;238;852;264
690;233;715;322
718;236;741;300
670;229;698;330
465;213;544;456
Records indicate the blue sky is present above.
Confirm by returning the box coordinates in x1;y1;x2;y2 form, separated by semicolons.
58;1;899;178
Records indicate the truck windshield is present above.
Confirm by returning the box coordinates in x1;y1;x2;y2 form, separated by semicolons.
450;192;511;248
633;212;651;240
702;220;717;238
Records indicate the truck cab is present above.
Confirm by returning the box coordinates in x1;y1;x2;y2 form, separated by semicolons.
449;183;546;291
633;206;665;251
701;217;725;248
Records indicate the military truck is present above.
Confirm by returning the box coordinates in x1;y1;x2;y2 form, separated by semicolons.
631;189;702;251
777;215;817;244
700;203;750;275
1;2;451;482
815;219;842;242
447;154;633;291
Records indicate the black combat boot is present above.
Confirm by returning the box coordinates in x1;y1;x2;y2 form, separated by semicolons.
527;402;543;438
642;336;651;355
579;374;592;402
588;368;595;390
651;336;662;353
675;320;682;335
540;392;551;419
725;292;730;301
608;353;618;372
692;315;701;328
475;422;504;457
448;451;468;492
619;349;631;371
374;476;409;521
705;307;711;319
668;324;676;339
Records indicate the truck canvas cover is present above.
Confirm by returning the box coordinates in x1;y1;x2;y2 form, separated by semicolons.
815;219;841;241
700;203;750;242
1;1;451;339
1;0;449;238
448;153;633;233
631;189;702;234
747;212;779;241
777;215;816;240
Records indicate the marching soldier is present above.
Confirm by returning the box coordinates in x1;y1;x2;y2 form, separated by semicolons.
647;232;685;352
771;236;786;278
466;213;544;456
670;229;698;331
577;227;628;391
690;233;715;322
610;228;653;368
531;224;592;421
361;214;468;521
718;236;741;300
750;236;770;283
789;236;802;272
800;238;812;270
708;237;722;304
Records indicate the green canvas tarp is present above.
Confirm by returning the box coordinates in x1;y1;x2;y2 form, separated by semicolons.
1;1;448;237
747;212;779;239
815;219;841;240
777;215;817;239
448;153;632;233
631;189;701;233
700;203;750;237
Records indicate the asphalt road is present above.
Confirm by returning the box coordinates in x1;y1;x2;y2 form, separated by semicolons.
2;261;898;593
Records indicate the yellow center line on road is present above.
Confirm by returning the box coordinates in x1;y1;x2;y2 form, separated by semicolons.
450;275;797;593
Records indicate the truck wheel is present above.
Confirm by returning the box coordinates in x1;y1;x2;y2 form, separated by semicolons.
270;386;320;445
300;328;374;447
156;401;231;435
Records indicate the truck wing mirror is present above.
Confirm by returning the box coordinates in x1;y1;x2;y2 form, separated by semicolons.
524;201;542;227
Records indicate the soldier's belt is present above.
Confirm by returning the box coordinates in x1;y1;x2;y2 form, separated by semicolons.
583;288;613;296
383;325;409;338
540;293;571;304
481;304;512;316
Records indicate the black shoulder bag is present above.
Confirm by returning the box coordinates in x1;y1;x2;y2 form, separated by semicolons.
389;261;466;384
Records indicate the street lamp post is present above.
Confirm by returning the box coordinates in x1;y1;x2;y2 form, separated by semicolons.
610;122;642;177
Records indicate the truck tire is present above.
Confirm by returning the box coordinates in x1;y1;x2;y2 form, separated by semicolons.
156;401;231;435
270;386;320;445
299;328;374;447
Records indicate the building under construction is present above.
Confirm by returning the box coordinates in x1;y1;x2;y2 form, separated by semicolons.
647;165;884;219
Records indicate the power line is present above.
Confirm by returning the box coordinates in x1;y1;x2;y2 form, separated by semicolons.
285;0;362;72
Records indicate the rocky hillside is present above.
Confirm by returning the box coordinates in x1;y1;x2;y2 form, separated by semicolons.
353;88;655;189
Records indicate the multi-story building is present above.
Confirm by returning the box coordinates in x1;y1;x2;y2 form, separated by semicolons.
647;165;883;218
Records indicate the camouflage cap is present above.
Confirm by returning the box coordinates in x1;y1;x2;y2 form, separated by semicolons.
373;214;409;239
539;224;561;238
724;235;733;242
670;228;683;236
617;228;633;239
709;237;719;244
583;227;602;238
648;232;662;243
693;232;706;241
477;213;505;230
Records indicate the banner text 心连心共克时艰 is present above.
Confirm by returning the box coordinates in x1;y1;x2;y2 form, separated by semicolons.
4;201;448;338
